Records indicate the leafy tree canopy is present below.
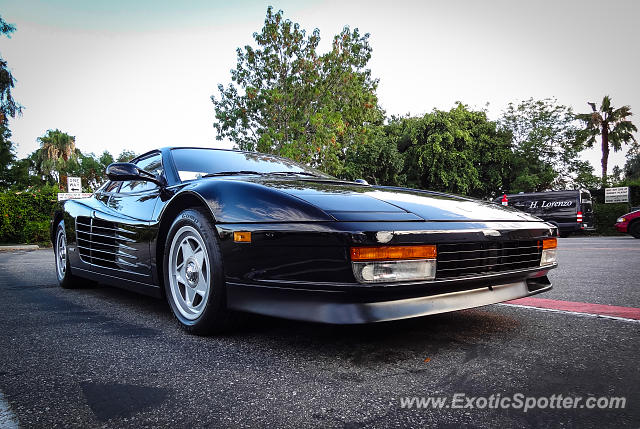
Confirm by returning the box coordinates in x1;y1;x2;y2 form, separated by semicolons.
499;98;586;192
212;7;382;176
624;141;640;182
116;149;137;162
396;103;513;198
0;14;20;123
0;124;15;188
342;124;404;185
0;15;20;188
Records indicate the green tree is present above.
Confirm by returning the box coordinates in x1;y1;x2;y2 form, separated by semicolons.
0;15;21;123
116;149;137;162
99;150;114;168
572;160;601;189
0;124;15;188
500;98;584;192
576;96;637;185
0;15;21;189
624;141;640;181
74;153;107;190
69;150;115;191
7;155;39;190
397;103;513;198
33;129;77;185
342;125;404;185
212;7;382;176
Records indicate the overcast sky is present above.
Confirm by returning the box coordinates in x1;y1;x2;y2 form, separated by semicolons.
1;0;638;173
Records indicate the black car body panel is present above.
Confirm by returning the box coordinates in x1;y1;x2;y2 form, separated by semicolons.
52;147;557;324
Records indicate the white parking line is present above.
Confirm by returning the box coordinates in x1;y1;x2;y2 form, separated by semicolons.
0;392;19;429
498;303;640;324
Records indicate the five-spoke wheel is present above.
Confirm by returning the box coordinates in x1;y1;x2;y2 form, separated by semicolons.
163;208;231;334
54;220;80;288
168;225;211;320
55;225;67;281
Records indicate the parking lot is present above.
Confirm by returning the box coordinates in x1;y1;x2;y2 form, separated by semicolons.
0;236;638;428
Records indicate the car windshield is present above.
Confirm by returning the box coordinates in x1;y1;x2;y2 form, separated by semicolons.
171;148;332;182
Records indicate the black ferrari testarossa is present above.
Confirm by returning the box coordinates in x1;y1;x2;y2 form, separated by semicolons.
52;147;557;334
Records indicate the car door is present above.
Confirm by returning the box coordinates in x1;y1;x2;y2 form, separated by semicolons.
91;152;165;283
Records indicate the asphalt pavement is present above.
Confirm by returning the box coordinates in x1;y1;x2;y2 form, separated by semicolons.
0;237;638;428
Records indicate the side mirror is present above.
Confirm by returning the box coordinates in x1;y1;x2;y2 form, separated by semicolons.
106;163;166;187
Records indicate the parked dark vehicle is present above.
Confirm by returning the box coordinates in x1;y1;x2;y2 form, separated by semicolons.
52;147;558;334
614;209;640;238
496;190;595;237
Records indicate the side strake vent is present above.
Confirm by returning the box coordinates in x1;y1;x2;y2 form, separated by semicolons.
76;216;139;270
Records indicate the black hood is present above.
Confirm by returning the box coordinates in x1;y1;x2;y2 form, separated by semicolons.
249;178;539;222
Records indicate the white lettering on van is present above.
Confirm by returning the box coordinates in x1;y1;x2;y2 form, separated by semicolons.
540;200;573;208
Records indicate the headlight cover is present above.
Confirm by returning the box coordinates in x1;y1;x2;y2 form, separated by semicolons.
616;217;626;223
540;249;557;266
540;238;558;266
352;259;436;283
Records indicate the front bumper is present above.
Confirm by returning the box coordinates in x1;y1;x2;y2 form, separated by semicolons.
557;222;594;233
614;222;628;233
226;269;554;324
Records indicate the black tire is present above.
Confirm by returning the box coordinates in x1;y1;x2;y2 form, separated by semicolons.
629;221;640;239
54;220;82;289
163;208;232;335
559;232;571;238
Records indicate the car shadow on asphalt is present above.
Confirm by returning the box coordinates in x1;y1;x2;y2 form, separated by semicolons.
82;282;521;362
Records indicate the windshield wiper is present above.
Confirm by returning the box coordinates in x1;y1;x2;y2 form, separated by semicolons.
267;171;320;177
203;171;265;177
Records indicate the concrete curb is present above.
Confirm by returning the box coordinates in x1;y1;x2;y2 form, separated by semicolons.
0;244;40;252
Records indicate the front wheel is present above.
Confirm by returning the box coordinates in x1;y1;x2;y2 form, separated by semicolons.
163;208;232;335
629;222;640;239
54;221;81;288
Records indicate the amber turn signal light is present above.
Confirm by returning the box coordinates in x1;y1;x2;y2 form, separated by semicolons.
350;245;437;261
542;238;557;249
234;231;252;243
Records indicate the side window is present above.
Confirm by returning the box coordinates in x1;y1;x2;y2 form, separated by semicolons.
119;153;164;193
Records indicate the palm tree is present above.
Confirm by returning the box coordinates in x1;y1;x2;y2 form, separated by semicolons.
35;129;77;184
37;129;76;161
576;96;637;184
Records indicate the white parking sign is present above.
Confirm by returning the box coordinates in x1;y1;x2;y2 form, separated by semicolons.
604;187;629;203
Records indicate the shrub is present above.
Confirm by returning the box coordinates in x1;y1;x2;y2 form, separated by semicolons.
589;185;639;235
593;202;629;235
0;186;59;244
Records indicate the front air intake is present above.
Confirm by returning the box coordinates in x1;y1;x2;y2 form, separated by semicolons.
436;240;543;280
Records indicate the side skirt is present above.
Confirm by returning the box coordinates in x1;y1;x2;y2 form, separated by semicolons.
73;267;163;298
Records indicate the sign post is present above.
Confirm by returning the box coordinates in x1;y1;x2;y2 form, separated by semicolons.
604;187;629;204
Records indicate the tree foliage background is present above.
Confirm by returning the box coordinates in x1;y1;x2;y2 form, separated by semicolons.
212;6;382;176
1;7;639;243
1;7;638;199
211;8;638;198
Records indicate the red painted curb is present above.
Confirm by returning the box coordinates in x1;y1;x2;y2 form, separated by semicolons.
504;297;640;320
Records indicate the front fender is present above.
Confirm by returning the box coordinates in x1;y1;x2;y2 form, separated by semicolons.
180;180;334;223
